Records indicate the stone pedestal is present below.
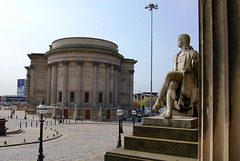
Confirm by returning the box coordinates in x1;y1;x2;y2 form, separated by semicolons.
142;116;198;128
0;118;8;136
105;116;198;161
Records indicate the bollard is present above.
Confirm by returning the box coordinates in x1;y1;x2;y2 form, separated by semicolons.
16;115;18;119
25;121;27;128
55;119;56;125
31;121;33;127
20;122;21;129
24;139;26;143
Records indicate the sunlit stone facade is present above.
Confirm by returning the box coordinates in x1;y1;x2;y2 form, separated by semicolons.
25;37;137;120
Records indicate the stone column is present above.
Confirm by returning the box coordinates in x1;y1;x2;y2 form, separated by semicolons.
114;65;119;105
62;61;68;107
46;64;52;105
129;70;134;106
51;62;58;105
26;72;30;106
76;60;83;107
29;65;35;106
199;0;240;160
105;63;111;106
93;61;99;107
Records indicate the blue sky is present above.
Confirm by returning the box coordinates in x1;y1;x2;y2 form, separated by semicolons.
0;0;198;95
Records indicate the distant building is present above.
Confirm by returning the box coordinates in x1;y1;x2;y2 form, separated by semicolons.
17;79;27;96
25;37;137;120
1;95;26;103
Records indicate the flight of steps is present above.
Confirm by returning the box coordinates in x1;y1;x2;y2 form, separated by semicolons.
105;116;198;161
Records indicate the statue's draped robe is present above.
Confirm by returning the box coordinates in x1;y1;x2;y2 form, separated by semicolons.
173;46;199;109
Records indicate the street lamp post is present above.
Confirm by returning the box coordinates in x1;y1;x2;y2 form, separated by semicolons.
132;109;137;126
59;105;62;124
116;108;124;148
145;3;158;116
10;105;13;119
24;106;27;119
37;100;48;161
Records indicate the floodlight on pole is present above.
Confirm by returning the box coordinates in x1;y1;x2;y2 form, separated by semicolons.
145;3;158;116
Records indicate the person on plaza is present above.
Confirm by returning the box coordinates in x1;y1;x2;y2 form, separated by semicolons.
75;115;78;123
63;115;65;123
153;34;199;119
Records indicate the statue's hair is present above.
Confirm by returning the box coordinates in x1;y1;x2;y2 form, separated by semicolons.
179;34;190;45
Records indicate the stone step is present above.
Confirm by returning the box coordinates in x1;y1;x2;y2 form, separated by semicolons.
124;135;198;159
105;147;197;161
133;125;198;142
142;116;198;129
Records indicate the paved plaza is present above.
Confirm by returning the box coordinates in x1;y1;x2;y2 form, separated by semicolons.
0;110;134;161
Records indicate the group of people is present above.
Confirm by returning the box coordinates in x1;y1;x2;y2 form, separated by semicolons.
55;115;65;124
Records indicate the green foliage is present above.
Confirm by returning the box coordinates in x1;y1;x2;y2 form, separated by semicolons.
133;96;159;108
133;99;141;109
141;97;158;107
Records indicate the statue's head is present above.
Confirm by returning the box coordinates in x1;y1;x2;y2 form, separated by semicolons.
178;34;190;47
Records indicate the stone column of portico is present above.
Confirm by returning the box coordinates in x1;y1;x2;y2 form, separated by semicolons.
26;72;30;105
76;60;83;107
129;70;134;107
46;64;52;105
114;65;119;106
62;61;68;107
29;65;35;106
51;62;58;105
105;63;111;106
93;61;99;107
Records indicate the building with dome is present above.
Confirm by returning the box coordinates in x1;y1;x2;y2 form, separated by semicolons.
25;37;137;120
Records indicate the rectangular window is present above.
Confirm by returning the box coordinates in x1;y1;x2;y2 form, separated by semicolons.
70;92;74;102
99;92;103;103
84;92;89;103
59;92;62;102
109;93;112;103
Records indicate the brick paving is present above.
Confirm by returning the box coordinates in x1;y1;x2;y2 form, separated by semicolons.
0;110;134;161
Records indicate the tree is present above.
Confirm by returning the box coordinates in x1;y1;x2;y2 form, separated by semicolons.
133;99;141;109
141;96;158;108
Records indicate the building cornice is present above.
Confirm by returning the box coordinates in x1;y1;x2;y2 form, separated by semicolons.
45;47;124;60
122;58;138;64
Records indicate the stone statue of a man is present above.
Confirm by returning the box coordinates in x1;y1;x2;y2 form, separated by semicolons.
153;34;199;119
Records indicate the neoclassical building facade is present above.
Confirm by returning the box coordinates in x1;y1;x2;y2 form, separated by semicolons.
25;37;137;120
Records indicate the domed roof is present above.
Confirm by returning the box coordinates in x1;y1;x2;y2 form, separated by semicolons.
51;37;118;52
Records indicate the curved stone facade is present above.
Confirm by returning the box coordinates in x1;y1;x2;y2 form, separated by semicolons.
25;37;137;120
